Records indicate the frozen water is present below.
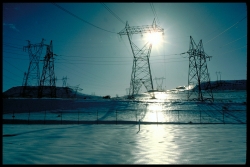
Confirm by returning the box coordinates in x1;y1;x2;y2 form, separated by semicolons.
3;124;246;164
3;90;246;124
3;90;247;164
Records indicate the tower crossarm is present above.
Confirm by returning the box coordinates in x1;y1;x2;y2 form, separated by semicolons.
118;25;164;35
118;19;164;36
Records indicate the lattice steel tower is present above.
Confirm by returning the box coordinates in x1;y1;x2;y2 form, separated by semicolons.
62;76;68;87
38;40;56;98
154;77;165;91
118;19;164;99
187;36;214;102
22;39;45;97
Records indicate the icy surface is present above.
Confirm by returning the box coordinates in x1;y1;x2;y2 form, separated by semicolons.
3;90;247;164
3;124;246;164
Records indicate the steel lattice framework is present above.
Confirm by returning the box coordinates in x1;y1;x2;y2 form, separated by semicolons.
38;40;56;98
118;19;164;99
187;36;214;102
154;77;165;91
62;76;68;87
22;39;45;97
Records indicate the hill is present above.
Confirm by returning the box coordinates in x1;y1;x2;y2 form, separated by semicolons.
2;80;246;99
2;86;103;99
193;80;246;91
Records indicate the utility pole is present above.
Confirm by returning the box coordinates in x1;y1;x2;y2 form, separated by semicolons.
118;19;164;99
187;36;214;102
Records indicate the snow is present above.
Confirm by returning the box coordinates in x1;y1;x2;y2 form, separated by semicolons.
2;88;247;164
2;79;247;98
3;124;246;164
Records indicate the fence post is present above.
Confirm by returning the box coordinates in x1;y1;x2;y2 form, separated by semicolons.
44;110;46;124
116;110;117;125
136;109;137;122
200;109;201;124
12;110;15;124
97;110;98;124
139;119;140;131
156;110;158;126
28;109;30;125
223;109;225;124
167;109;169;122
78;110;79;125
178;110;179;123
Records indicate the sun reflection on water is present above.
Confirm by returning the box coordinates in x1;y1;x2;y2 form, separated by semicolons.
134;91;189;123
154;92;168;100
143;103;166;122
134;124;180;164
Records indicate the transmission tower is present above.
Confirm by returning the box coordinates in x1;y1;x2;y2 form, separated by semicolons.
187;36;214;102
38;40;57;98
154;77;165;91
68;85;82;98
62;76;68;87
118;19;164;99
126;88;129;95
22;39;45;97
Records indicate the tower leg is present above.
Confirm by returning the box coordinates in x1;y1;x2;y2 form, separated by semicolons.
128;42;154;98
187;36;213;102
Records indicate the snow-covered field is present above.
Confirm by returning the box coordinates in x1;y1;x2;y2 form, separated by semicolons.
3;90;247;164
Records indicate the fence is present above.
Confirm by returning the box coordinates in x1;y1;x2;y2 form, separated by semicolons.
3;107;246;125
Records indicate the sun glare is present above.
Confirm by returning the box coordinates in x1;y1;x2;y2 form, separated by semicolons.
148;103;162;111
145;103;165;122
154;92;167;100
145;32;162;46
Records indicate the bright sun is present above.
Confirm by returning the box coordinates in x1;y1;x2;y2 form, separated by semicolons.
145;32;162;46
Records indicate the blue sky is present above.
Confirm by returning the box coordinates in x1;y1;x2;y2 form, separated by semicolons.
2;3;247;97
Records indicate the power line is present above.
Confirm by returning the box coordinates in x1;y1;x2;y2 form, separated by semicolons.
3;67;23;79
219;35;247;48
3;49;188;61
3;43;23;49
2;56;28;60
150;3;160;25
54;59;188;65
38;52;189;59
4;54;188;65
55;58;129;86
55;65;128;89
3;59;25;72
101;3;125;25
5;40;246;62
4;57;129;91
3;74;22;84
3;51;29;57
2;35;26;41
218;45;247;56
52;3;117;34
56;55;185;61
205;16;247;44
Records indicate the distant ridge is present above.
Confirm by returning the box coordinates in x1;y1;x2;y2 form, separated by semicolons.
192;79;246;91
2;86;102;99
2;79;246;98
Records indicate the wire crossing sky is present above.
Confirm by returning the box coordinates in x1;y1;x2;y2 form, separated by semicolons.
52;3;117;34
3;3;247;97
